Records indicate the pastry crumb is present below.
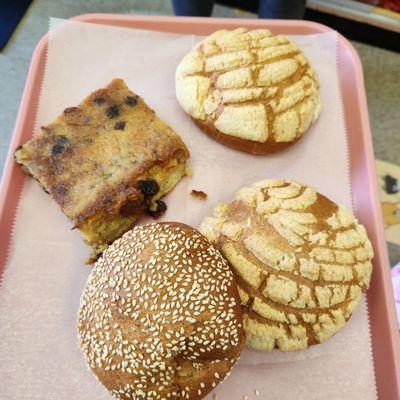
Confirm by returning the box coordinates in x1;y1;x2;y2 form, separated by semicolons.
255;389;260;396
212;395;218;400
191;189;207;200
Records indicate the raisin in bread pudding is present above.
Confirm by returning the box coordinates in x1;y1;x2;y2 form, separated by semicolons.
200;179;373;351
78;223;245;400
176;28;321;154
15;79;189;262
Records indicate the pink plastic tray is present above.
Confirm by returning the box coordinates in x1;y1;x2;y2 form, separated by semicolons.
0;14;399;399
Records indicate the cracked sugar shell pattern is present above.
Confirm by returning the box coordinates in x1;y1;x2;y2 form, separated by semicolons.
176;28;322;154
200;179;374;351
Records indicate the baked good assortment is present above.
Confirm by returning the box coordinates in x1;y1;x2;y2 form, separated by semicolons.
13;27;375;400
15;79;189;261
78;223;245;400
176;28;321;154
200;179;374;351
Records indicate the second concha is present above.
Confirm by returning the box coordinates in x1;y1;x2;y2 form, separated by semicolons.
175;28;322;154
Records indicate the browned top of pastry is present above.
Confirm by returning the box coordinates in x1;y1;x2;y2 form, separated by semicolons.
78;222;245;400
200;179;373;351
14;79;189;226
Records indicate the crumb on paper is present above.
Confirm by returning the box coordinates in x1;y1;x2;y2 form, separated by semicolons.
212;395;218;400
255;389;260;396
243;396;249;400
191;189;207;200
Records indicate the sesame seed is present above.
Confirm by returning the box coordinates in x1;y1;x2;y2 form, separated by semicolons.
77;223;243;399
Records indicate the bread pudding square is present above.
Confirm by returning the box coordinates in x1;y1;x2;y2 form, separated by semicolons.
15;79;189;261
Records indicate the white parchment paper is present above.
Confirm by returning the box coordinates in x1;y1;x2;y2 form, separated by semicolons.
0;19;377;399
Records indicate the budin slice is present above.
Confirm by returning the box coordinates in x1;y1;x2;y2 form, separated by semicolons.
15;79;190;261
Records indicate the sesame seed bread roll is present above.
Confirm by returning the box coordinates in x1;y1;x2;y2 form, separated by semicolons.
200;180;373;351
78;222;245;400
175;28;321;154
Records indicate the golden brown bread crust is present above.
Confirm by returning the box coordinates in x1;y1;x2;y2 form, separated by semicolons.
193;118;301;155
78;222;245;400
200;179;374;351
14;79;189;259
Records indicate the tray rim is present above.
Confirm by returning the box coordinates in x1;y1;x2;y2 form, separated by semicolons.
0;13;399;399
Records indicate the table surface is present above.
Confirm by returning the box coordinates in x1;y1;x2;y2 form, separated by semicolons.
1;0;399;264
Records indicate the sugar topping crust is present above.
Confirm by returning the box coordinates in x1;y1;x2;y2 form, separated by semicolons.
176;28;321;151
200;179;373;351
